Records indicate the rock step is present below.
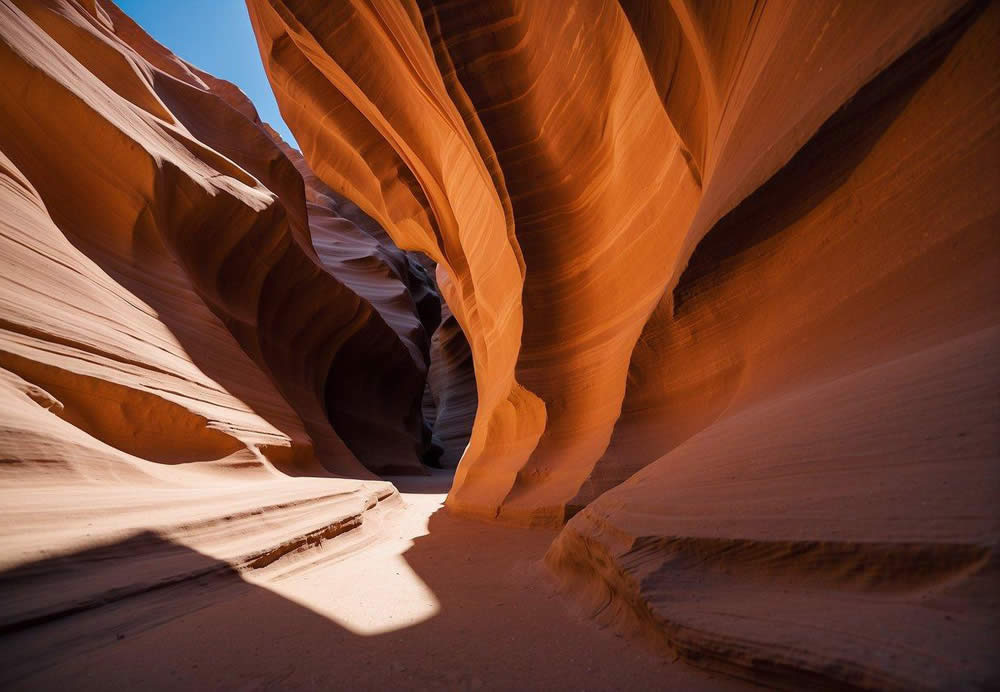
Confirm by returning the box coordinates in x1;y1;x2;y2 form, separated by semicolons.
0;479;398;634
549;525;998;691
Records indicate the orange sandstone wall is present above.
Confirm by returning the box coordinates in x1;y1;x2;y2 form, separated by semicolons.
544;3;1000;687
1;0;996;685
247;0;980;524
0;0;432;478
572;1;1000;507
265;124;441;472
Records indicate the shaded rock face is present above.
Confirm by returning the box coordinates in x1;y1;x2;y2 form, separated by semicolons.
247;1;999;686
246;0;996;518
263;124;445;473
0;0;439;477
571;0;1000;508
544;6;1000;687
425;303;477;469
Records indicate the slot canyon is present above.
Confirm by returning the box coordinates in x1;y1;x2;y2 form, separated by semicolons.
1;0;998;689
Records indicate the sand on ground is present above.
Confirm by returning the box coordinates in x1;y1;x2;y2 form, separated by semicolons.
0;471;749;691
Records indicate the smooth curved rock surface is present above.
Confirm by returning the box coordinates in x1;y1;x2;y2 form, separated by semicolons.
0;0;430;477
249;1;999;685
265;122;440;372
0;0;443;656
547;3;1000;688
248;0;980;524
1;0;997;688
572;0;1000;507
425;303;477;468
265;125;439;473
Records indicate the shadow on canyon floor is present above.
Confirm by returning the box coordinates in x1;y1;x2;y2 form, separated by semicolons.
0;473;743;691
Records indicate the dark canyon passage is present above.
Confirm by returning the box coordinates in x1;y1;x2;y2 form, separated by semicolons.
0;0;997;690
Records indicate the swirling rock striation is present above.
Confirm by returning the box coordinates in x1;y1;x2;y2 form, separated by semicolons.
545;2;1000;688
0;0;437;649
424;302;477;468
250;0;999;686
1;0;996;687
247;0;989;523
264;124;441;473
0;0;434;490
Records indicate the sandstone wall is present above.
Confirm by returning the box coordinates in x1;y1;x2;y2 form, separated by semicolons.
0;0;432;478
246;0;986;525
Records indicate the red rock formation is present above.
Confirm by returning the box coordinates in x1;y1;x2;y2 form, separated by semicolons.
0;0;420;643
249;1;999;685
265;125;440;472
265;121;441;366
248;0;545;520
1;0;997;687
572;0;1000;507
0;0;432;482
247;0;983;521
546;3;1000;687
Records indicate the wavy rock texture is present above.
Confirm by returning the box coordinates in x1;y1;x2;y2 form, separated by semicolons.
0;0;432;479
425;302;477;468
0;0;436;651
249;0;999;686
265;124;442;473
2;0;997;688
545;3;1000;688
247;0;985;525
572;0;1000;507
265;122;441;369
248;0;543;522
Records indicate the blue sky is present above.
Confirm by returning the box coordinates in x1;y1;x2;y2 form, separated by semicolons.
116;0;297;146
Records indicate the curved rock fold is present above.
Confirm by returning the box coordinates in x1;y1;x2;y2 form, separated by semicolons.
1;0;997;688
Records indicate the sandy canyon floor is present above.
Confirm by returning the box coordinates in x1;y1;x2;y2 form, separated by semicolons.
0;471;749;691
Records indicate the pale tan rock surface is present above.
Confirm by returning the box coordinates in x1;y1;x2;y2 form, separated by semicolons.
1;473;750;691
0;0;431;648
0;0;432;477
